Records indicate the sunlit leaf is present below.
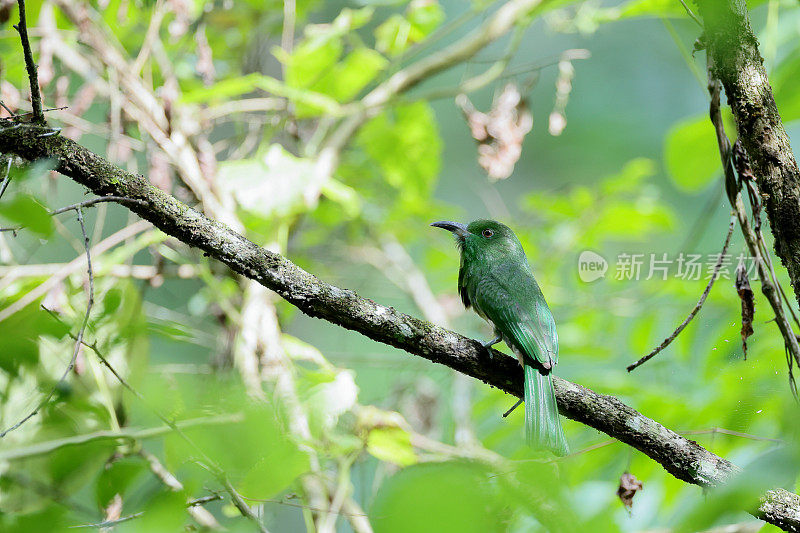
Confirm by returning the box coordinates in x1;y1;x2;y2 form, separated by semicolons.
219;144;318;221
375;1;444;56
366;426;417;466
357;101;442;209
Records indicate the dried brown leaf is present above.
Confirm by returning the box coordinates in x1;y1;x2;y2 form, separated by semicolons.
736;263;754;358
617;472;642;511
457;84;532;181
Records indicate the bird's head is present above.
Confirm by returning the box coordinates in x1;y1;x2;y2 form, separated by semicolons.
430;219;525;261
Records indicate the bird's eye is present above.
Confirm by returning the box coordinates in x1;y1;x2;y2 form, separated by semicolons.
482;229;494;238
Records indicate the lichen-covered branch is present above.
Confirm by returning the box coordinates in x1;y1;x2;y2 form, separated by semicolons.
698;0;800;309
0;123;797;529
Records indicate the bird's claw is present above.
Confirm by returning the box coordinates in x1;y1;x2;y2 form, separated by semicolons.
481;335;502;359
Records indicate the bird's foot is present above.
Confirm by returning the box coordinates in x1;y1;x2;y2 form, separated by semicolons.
481;335;502;359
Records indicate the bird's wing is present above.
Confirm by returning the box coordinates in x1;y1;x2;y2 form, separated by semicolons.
458;261;471;309
471;263;558;370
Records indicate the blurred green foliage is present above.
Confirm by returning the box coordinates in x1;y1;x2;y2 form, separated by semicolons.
1;0;800;532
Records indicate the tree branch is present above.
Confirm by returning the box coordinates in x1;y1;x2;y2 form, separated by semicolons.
0;124;798;529
698;0;800;310
14;0;44;123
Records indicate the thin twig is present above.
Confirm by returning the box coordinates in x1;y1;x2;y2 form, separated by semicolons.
141;449;222;529
68;512;144;528
222;477;270;533
502;399;523;417
0;157;12;200
50;196;147;215
2;106;69;121
0;196;146;233
241;495;369;518
0;100;16;117
678;0;703;27
0;209;93;438
188;495;223;507
14;0;44;123
627;214;737;372
0;414;242;462
680;426;783;444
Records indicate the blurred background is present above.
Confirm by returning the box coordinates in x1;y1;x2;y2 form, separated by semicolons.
1;0;799;531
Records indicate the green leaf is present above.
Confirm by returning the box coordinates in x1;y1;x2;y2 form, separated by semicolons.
375;1;444;56
0;303;70;375
159;375;310;500
616;0;685;19
773;52;800;123
94;456;148;508
321;179;362;218
357;101;442;207
180;73;265;103
0;194;53;236
325;47;388;102
663;114;720;191
366;426;417;466
370;461;510;533
279;7;378;115
118;489;187;533
375;15;411;57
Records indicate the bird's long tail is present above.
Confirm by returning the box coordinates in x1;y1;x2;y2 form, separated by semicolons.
524;364;569;456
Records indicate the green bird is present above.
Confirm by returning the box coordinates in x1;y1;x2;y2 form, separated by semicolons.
431;219;568;456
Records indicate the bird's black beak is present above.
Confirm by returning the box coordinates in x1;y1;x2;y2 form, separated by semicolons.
430;220;469;238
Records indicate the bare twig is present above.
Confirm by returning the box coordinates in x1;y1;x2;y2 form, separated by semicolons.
188;495;223;507
2;106;68;121
0;100;16;117
0;157;12;200
0;414;243;462
503;399;523;417
15;0;44;123
240;495;369;518
69;512;144;529
222;477;270;533
627;214;737;371
50;196;147;215
130;0;167;75
680;427;783;444
0;208;94;438
141;449;222;529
